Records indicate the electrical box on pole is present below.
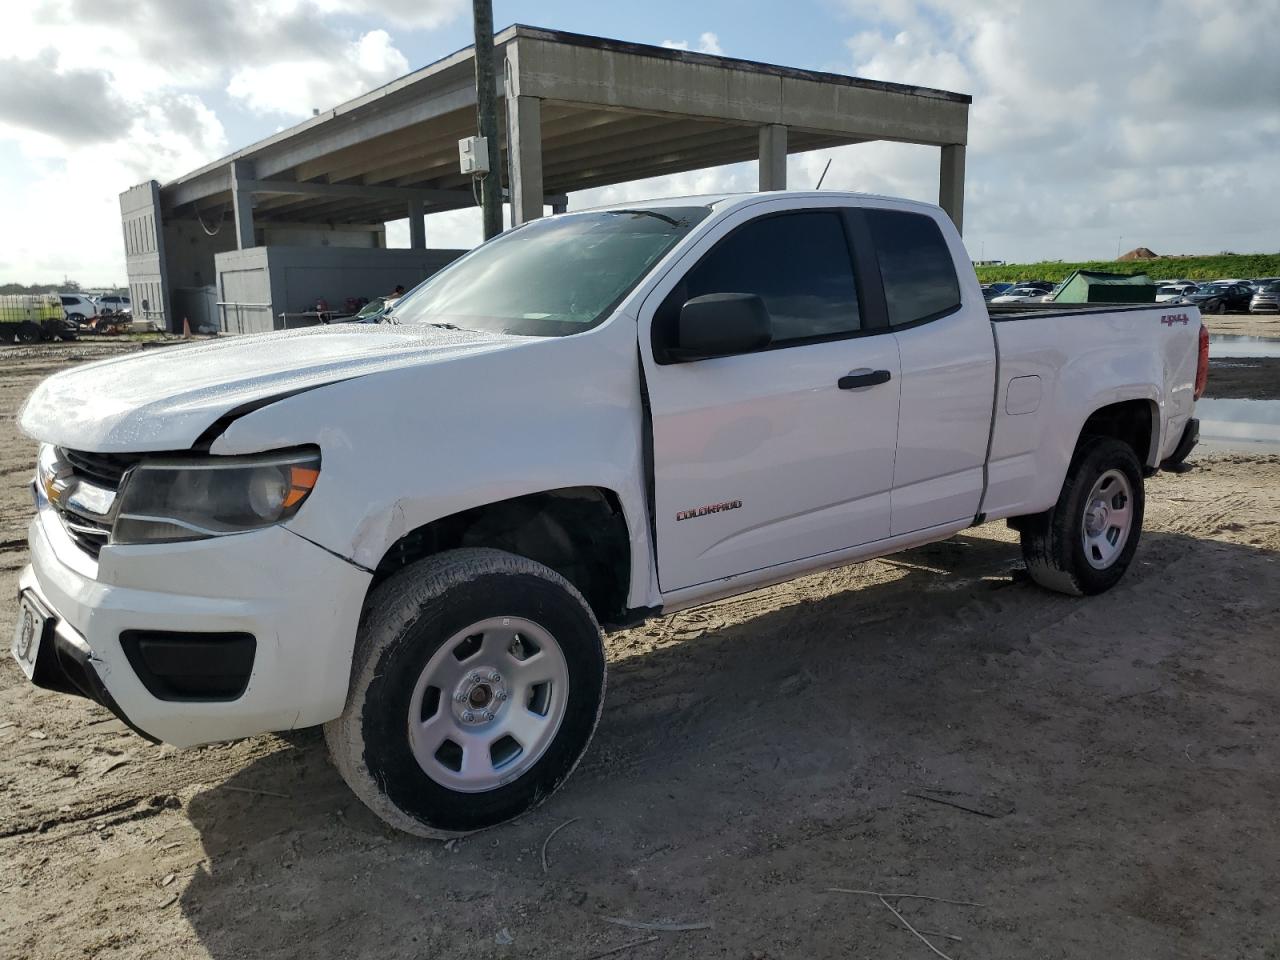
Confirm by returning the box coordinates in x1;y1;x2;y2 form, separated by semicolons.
458;136;490;176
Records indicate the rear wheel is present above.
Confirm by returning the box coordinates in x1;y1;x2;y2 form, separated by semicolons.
325;548;606;837
1020;437;1144;596
15;322;39;343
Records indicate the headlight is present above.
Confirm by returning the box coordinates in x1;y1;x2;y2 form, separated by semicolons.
111;448;320;545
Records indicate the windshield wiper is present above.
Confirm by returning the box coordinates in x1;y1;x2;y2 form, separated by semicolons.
605;209;682;227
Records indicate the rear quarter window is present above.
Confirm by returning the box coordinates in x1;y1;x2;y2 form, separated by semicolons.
867;209;962;327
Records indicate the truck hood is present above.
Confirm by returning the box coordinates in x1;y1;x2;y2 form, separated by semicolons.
19;324;524;452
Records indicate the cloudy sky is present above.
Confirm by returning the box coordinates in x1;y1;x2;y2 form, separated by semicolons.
1;0;1276;285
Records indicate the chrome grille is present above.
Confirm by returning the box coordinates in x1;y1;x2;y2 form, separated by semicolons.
59;448;141;489
61;513;112;558
52;448;142;560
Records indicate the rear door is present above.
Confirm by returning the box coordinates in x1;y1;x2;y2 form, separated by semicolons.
865;206;996;535
640;199;901;593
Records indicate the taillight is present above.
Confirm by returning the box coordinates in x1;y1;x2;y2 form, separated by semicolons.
1194;323;1209;400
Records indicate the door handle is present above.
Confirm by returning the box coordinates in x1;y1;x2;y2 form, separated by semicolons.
838;369;892;390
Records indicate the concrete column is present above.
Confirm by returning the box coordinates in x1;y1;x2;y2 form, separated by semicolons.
508;94;544;226
758;124;787;191
939;144;966;234
230;160;255;250
407;197;426;249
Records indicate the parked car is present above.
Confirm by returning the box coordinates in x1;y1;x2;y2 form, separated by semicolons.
1250;282;1280;314
1248;277;1280;292
96;294;132;318
15;191;1206;837
1180;282;1253;314
991;285;1051;303
980;282;1013;300
59;294;98;327
1156;285;1188;303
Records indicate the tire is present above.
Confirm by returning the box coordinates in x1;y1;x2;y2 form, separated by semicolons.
16;322;39;344
1020;436;1145;596
325;548;606;838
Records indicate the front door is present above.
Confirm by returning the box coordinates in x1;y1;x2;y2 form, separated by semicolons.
640;203;901;593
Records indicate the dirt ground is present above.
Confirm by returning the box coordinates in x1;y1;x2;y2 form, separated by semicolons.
2;339;1280;959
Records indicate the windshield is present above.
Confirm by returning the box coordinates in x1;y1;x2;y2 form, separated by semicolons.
391;206;711;337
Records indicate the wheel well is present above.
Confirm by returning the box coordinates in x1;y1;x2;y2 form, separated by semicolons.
1078;399;1155;466
370;487;632;626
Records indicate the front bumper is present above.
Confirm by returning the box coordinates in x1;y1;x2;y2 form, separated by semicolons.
18;500;371;747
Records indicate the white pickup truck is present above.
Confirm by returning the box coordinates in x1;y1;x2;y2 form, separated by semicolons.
13;192;1207;837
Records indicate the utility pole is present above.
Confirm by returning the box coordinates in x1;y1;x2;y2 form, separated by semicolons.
471;0;503;240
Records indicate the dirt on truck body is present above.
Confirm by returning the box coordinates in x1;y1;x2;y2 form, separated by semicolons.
2;340;1280;959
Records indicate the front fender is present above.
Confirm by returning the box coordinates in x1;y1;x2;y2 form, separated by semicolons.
209;318;659;609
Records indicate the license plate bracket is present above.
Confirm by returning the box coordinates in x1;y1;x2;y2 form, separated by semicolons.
11;592;53;680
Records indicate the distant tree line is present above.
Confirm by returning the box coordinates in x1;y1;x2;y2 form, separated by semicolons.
976;252;1280;285
0;281;128;295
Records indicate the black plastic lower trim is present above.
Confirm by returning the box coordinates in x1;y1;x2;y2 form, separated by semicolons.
32;629;160;743
603;604;662;631
1161;417;1199;470
120;630;256;702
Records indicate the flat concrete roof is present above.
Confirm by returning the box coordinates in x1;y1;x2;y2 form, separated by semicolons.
160;25;970;226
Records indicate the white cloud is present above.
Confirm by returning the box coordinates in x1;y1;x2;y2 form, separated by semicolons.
228;30;410;117
661;33;724;55
0;0;464;282
0;96;227;285
312;0;464;29
830;0;1280;260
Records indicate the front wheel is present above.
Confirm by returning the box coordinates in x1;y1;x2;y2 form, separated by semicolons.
1019;436;1145;596
325;548;606;837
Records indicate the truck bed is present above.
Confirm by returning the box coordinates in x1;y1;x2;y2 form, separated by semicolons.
981;300;1201;523
986;302;1184;321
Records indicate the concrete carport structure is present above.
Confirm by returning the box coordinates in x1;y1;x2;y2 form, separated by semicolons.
122;25;970;334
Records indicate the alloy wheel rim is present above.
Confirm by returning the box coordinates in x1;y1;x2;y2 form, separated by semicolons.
1081;468;1134;570
407;616;569;793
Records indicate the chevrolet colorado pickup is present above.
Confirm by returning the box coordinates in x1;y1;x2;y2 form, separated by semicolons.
12;192;1207;836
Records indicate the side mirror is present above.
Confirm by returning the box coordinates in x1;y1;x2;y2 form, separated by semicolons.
668;293;772;362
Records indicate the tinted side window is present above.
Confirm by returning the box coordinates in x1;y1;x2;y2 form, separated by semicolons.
671;211;861;348
868;209;961;327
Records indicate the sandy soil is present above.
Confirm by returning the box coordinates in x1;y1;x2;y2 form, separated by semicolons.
2;342;1280;959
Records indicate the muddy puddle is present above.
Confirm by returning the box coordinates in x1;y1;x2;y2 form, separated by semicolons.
1196;335;1280;453
1210;335;1280;359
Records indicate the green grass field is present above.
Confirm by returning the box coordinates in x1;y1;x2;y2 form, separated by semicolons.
975;253;1280;285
